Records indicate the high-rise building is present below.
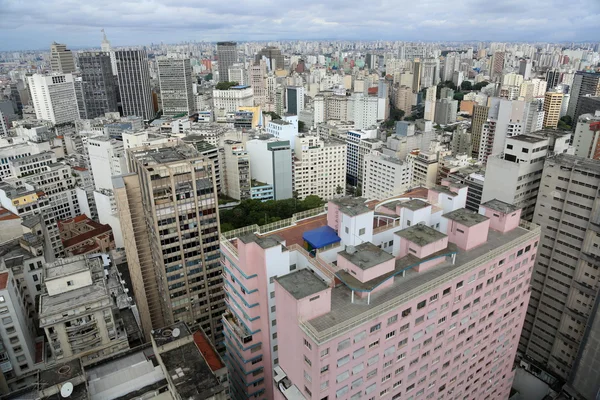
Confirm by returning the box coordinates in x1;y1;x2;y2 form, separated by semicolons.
114;142;224;346
114;49;154;120
423;86;436;122
255;46;284;71
100;29;117;75
27;74;80;124
79;51;118;119
518;155;600;394
292;134;346;200
0;268;38;379
246;136;293;201
542;91;564;128
491;52;505;81
470;105;489;159
546;68;561;89
482;130;571;221
49;42;75;74
216;41;237;82
573;111;600;160
363;152;410;200
39;255;130;365
395;85;414;114
346;129;382;187
572;95;600;124
412;59;422;91
350;94;379;130
518;59;532;80
566;71;600;119
434;98;458;125
213;85;254;113
158;57;195;117
286;86;305;115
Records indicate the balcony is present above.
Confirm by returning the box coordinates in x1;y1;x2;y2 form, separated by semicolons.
223;311;253;344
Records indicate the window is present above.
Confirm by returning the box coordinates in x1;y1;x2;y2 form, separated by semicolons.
369;340;380;349
338;355;350;367
417;300;427;309
336;370;350;383
321;365;330;373
456;281;464;289
359;228;366;236
386;331;396;340
321;348;329;358
304;355;312;366
305;371;312;382
430;294;439;302
338;338;351;351
368;355;379;366
67;280;74;286
353;347;366;359
370;323;381;333
388;314;398;325
304;339;312;350
354;330;367;343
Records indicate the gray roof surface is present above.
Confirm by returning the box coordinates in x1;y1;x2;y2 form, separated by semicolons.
276;269;329;300
306;225;530;336
481;199;519;214
395;224;448;246
330;197;371;216
239;233;283;249
338;242;395;270
443;208;489;227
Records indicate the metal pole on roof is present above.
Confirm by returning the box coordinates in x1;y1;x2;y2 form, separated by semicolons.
351;290;354;304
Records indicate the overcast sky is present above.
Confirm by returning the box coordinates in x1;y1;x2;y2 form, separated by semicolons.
1;0;598;51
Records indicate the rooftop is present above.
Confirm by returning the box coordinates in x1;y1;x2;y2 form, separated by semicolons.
339;242;395;270
193;330;225;372
239;233;283;249
40;281;108;317
0;272;8;290
432;185;459;197
131;144;199;166
0;207;19;221
44;256;92;280
550;153;600;173
305;224;536;339
160;341;223;400
276;269;329;300
509;134;547;144
39;358;83;388
152;321;192;347
481;199;519;214
401;199;430;211
395;224;448;246
443;208;489;227
330;197;371;216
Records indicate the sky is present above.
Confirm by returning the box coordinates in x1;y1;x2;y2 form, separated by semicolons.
0;0;599;51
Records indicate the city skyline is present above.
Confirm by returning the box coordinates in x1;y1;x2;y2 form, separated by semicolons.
1;0;599;51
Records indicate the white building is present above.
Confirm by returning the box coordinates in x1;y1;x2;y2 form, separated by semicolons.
246;135;293;200
293;135;346;200
266;119;298;149
573;111;600;159
27;74;79;125
88;136;128;191
349;94;379;130
482;130;571;220
212;85;254;113
0;269;38;378
363;152;411;200
407;149;439;188
227;63;248;86
346;129;382;187
423;86;436;122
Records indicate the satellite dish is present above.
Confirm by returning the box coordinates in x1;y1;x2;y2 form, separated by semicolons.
172;328;180;338
60;382;74;398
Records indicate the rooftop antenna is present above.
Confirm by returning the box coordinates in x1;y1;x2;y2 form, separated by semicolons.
60;382;74;398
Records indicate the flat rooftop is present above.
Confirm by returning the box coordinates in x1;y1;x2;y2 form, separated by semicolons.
338;242;395;270
239;233;283;249
305;224;536;339
160;341;224;399
481;199;519;214
395;224;447;246
551;153;600;173
130;144;200;165
330;197;371;216
276;268;329;300
510;134;547;143
44;256;92;280
432;185;459;197
443;208;489;227
401;199;430;211
152;321;192;347
40;281;108;317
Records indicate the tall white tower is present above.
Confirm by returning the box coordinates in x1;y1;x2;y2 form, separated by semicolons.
101;29;118;75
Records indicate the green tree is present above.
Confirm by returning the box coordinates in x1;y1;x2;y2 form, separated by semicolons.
557;115;573;131
335;185;343;195
453;92;464;102
215;81;239;90
205;73;213;81
298;121;306;132
460;81;472;91
472;81;489;91
263;111;282;120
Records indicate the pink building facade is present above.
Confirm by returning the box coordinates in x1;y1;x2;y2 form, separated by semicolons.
273;199;540;400
221;190;540;400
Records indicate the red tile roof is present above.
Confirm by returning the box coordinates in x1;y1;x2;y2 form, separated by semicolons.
193;330;224;371
0;272;9;290
0;207;19;221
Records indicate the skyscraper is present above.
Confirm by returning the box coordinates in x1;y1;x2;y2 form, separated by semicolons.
470;105;489;159
115;49;154;120
217;41;237;83
519;154;600;390
412;59;422;91
157;57;195;117
255;46;284;71
286;86;305;115
114;142;224;347
566;71;600;119
491;51;505;81
518;58;532;80
79;51;118;119
50;42;76;74
27;73;80;124
542;91;564;128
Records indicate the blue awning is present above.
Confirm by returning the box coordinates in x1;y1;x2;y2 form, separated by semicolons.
302;226;341;249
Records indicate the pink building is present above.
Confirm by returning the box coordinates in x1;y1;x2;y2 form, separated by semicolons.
221;190;540;400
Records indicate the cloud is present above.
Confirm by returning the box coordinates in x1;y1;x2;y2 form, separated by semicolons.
0;0;598;50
